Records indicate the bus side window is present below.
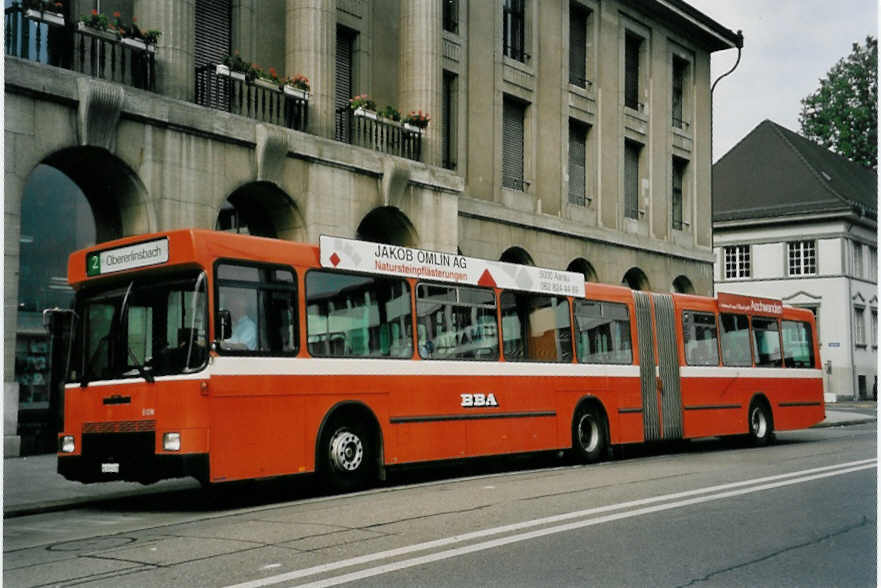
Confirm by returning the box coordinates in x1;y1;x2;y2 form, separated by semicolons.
416;283;497;360
752;317;782;367
782;320;815;368
305;270;412;358
216;263;298;355
682;311;720;366
720;313;752;367
573;300;632;364
500;292;571;363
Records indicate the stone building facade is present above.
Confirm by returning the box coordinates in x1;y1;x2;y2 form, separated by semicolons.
4;0;741;454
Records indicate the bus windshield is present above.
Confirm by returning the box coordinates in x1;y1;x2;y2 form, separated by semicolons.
68;271;208;384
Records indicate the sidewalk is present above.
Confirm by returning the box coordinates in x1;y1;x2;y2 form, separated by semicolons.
3;405;875;518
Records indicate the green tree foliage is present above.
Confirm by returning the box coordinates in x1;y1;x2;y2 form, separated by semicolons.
799;36;877;169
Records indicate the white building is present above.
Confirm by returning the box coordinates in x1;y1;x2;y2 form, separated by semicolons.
713;120;877;401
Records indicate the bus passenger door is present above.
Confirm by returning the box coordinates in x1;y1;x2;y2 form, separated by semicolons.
653;294;682;439
633;293;683;441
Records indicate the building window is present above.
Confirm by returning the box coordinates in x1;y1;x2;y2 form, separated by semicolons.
502;96;527;190
788;240;817;276
853;242;864;278
872;308;878;347
672;56;688;129
568;119;588;206
335;26;357;142
624;139;641;219
503;0;527;62
724;245;751;279
569;4;589;88
624;33;642;110
443;71;458;170
443;0;459;34
672;157;687;230
854;306;866;346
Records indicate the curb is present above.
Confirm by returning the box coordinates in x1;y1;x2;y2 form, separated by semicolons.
811;418;877;429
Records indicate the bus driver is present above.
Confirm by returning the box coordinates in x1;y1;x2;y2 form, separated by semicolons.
224;293;257;351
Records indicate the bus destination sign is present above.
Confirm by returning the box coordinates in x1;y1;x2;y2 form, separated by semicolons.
717;292;783;316
320;235;586;297
86;238;169;277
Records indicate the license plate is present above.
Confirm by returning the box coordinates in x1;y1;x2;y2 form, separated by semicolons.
101;463;120;473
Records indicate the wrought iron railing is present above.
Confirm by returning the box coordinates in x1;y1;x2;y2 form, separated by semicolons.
4;4;156;91
335;107;423;162
195;65;308;132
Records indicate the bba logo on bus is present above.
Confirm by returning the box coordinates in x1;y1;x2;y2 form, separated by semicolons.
461;393;499;408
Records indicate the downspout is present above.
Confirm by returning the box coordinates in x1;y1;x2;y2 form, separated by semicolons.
845;222;856;400
709;31;743;296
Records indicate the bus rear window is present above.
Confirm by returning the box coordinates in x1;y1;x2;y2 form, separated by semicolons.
306;270;412;358
782;320;815;368
417;284;498;360
752;317;782;367
501;292;571;363
573;300;632;364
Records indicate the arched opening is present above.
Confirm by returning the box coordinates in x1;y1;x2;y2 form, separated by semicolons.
622;267;651;291
567;258;598;282
672;275;695;294
356;206;418;247
499;246;534;266
15;165;94;454
216;182;305;241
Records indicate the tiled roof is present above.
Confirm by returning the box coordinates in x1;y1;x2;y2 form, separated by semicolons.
712;120;877;222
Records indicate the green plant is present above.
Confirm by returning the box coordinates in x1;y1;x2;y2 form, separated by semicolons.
404;110;430;129
24;0;63;13
222;51;257;81
349;94;376;111
379;105;401;121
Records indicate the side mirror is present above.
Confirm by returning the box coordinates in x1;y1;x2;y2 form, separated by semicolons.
218;310;232;340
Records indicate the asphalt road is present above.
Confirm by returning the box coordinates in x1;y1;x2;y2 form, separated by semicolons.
4;424;876;587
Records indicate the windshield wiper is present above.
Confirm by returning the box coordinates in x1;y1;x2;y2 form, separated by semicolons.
119;280;154;384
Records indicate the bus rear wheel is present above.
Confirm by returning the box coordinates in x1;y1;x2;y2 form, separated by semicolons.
572;405;606;463
748;400;774;447
320;421;374;492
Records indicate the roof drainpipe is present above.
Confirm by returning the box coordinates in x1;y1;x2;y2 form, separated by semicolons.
710;30;744;296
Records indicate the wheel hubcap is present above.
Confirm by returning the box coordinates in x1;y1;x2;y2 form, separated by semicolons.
751;407;767;438
578;414;599;453
329;430;364;472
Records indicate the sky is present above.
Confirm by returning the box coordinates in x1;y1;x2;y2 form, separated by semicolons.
686;0;878;161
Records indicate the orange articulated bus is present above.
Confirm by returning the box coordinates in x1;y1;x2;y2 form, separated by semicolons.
56;230;825;489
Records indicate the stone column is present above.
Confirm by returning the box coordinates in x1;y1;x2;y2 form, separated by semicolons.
134;0;196;101
286;0;337;139
232;0;257;62
398;0;443;166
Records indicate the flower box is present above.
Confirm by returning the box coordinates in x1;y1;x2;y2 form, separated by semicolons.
353;107;378;121
77;21;118;42
403;123;424;133
283;85;309;100
120;36;155;53
25;8;65;27
254;77;279;91
215;64;246;82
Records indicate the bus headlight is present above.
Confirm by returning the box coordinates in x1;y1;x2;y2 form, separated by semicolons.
60;435;75;453
163;432;181;451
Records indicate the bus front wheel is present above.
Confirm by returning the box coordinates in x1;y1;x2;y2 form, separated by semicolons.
320;421;374;492
572;405;607;463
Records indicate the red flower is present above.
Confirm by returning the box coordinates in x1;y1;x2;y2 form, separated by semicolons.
90;8;97;15
113;11;120;17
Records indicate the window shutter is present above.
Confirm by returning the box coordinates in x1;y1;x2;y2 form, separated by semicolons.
569;7;587;87
568;120;587;205
195;0;231;110
625;34;640;109
503;99;525;190
624;141;640;218
335;27;355;141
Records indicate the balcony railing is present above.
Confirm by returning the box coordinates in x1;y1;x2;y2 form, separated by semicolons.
335;107;423;162
195;64;308;132
5;4;156;90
